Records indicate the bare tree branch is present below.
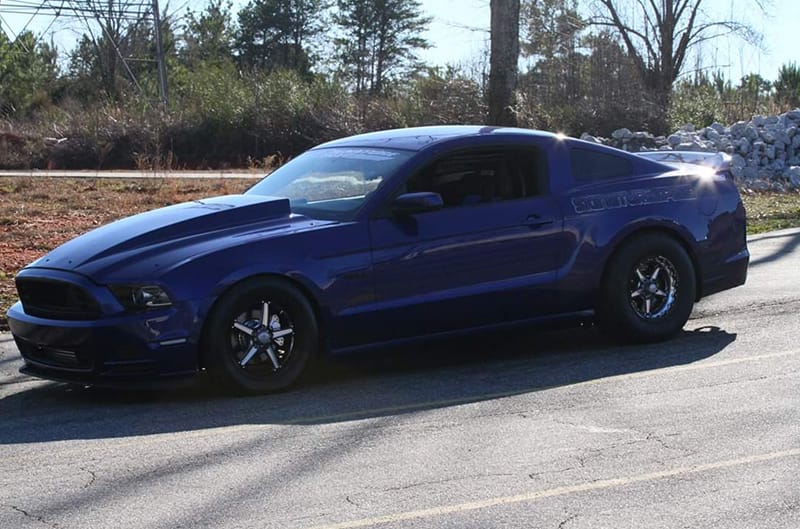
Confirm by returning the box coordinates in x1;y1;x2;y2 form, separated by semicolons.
588;0;766;131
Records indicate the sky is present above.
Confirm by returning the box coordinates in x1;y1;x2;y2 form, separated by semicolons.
415;0;799;82
0;0;797;82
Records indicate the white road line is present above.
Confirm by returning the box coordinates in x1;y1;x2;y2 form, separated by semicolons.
300;448;800;529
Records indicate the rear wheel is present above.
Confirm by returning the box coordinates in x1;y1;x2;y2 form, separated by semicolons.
203;277;318;394
597;234;696;343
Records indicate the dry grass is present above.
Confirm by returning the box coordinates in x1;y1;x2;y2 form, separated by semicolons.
741;190;800;234
1;179;799;331
0;177;253;329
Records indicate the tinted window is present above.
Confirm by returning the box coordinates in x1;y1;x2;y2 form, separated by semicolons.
405;148;546;208
570;148;632;182
246;147;413;220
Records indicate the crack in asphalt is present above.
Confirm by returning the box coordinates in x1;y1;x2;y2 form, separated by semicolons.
79;467;97;489
645;432;677;452
557;513;579;529
528;467;576;480
570;431;697;472
8;505;61;529
383;473;514;492
527;421;699;479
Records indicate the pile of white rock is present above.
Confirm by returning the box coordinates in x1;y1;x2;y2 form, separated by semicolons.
580;109;800;190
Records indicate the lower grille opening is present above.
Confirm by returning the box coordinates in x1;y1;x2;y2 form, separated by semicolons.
17;339;94;372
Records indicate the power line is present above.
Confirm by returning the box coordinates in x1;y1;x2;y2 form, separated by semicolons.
0;0;170;107
1;0;152;19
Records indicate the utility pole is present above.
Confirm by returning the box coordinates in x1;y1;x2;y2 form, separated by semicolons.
152;0;168;108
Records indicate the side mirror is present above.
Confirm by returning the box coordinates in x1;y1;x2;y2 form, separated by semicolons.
392;192;444;214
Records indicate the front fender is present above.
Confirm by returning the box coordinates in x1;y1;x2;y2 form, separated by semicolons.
157;222;374;347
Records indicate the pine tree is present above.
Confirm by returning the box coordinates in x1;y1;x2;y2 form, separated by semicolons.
0;32;58;115
774;63;800;109
182;0;235;66
236;0;328;74
334;0;430;96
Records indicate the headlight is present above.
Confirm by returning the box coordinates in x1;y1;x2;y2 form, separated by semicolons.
110;285;173;311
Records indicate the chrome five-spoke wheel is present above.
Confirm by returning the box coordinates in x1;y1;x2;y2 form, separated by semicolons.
204;277;318;394
628;255;678;320
230;300;296;372
597;233;696;344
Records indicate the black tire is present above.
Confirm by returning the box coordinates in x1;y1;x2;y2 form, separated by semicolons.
597;233;696;344
202;277;318;394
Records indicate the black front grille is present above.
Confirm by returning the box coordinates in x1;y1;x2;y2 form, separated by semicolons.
16;278;101;320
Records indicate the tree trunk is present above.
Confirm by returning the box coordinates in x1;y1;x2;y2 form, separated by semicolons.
488;0;520;126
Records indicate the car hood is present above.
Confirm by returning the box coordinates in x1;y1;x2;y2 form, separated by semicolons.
26;194;299;279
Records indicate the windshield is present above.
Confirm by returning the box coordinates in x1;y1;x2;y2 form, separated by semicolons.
246;147;414;220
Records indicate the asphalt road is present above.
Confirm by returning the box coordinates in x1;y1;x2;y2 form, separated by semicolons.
0;170;262;179
1;229;798;529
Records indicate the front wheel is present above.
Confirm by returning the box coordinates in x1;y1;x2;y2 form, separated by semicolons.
597;234;696;344
202;277;318;394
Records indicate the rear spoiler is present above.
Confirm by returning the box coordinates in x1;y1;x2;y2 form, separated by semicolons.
635;151;733;181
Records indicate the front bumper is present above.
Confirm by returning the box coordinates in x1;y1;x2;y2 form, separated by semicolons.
7;271;207;385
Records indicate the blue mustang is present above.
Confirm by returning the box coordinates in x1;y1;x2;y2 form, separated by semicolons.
7;126;749;393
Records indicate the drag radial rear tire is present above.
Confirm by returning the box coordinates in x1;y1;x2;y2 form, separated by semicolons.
597;233;696;344
203;277;318;394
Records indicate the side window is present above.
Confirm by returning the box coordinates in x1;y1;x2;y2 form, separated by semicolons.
570;148;632;182
405;148;546;208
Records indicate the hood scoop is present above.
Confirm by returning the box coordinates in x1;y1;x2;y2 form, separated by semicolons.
32;195;290;271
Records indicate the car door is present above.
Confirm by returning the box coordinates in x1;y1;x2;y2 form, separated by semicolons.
363;145;565;342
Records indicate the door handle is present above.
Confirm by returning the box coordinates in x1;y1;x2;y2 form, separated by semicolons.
524;215;555;228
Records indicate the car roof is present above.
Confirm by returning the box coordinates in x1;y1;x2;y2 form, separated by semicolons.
313;125;560;152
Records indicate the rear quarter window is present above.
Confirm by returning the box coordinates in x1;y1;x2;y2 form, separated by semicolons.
570;148;632;182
